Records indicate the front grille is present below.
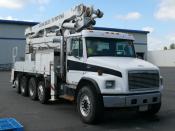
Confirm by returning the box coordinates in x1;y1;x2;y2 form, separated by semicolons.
128;70;159;90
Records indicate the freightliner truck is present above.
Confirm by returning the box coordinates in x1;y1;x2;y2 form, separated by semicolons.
11;4;163;123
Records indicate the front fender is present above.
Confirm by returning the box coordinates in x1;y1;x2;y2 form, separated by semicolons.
78;77;101;94
79;72;126;94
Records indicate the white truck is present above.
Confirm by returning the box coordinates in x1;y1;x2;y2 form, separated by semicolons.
11;4;163;123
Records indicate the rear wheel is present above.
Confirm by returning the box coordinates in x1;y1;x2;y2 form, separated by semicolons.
38;81;50;104
77;85;104;124
20;76;28;96
14;75;21;94
29;77;38;100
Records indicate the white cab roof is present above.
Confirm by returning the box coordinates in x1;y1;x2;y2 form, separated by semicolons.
80;30;135;40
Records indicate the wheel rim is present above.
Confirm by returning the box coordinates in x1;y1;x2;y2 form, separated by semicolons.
38;85;44;101
80;95;91;117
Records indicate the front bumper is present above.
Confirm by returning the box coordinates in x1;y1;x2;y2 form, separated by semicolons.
103;92;161;108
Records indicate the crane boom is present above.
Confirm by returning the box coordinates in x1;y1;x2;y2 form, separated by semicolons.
25;4;103;43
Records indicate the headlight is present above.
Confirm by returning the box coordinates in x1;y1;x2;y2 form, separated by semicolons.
105;80;115;89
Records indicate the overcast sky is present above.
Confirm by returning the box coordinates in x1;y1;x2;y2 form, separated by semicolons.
0;0;174;50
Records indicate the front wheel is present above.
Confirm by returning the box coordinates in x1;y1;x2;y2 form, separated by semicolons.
77;85;104;124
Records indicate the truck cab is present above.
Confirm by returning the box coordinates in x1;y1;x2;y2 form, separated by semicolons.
65;30;163;122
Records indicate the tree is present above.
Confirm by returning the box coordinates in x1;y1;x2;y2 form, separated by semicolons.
169;43;175;49
164;46;168;50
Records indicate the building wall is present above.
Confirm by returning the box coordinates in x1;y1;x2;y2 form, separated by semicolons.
127;32;148;60
134;44;148;59
0;39;25;64
132;33;147;44
0;23;27;38
0;23;30;66
148;50;175;67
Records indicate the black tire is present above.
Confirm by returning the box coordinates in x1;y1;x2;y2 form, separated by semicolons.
20;76;28;96
29;77;38;100
77;85;104;124
138;103;161;115
147;103;161;115
14;75;21;94
38;81;50;104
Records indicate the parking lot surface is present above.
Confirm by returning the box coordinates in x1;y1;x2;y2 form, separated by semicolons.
0;68;175;131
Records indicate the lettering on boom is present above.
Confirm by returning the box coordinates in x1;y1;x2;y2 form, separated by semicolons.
54;14;64;21
38;14;65;28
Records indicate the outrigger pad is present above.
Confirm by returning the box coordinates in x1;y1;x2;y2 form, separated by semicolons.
0;118;24;131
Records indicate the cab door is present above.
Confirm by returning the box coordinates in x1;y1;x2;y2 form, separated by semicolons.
66;37;84;85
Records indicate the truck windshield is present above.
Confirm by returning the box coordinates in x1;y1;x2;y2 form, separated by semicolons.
86;37;136;57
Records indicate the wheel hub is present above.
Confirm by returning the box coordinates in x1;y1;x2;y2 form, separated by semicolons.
80;95;91;117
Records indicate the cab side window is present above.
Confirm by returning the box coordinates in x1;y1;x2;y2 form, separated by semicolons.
70;38;83;58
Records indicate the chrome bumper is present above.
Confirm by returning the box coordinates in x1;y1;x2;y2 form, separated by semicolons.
103;92;161;108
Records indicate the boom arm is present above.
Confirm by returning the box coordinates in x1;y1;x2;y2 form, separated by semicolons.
24;4;103;79
25;4;103;42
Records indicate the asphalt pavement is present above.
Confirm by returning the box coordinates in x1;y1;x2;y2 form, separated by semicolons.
0;68;175;131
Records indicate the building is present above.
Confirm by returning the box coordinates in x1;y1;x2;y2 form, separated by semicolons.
0;19;149;70
0;20;38;70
